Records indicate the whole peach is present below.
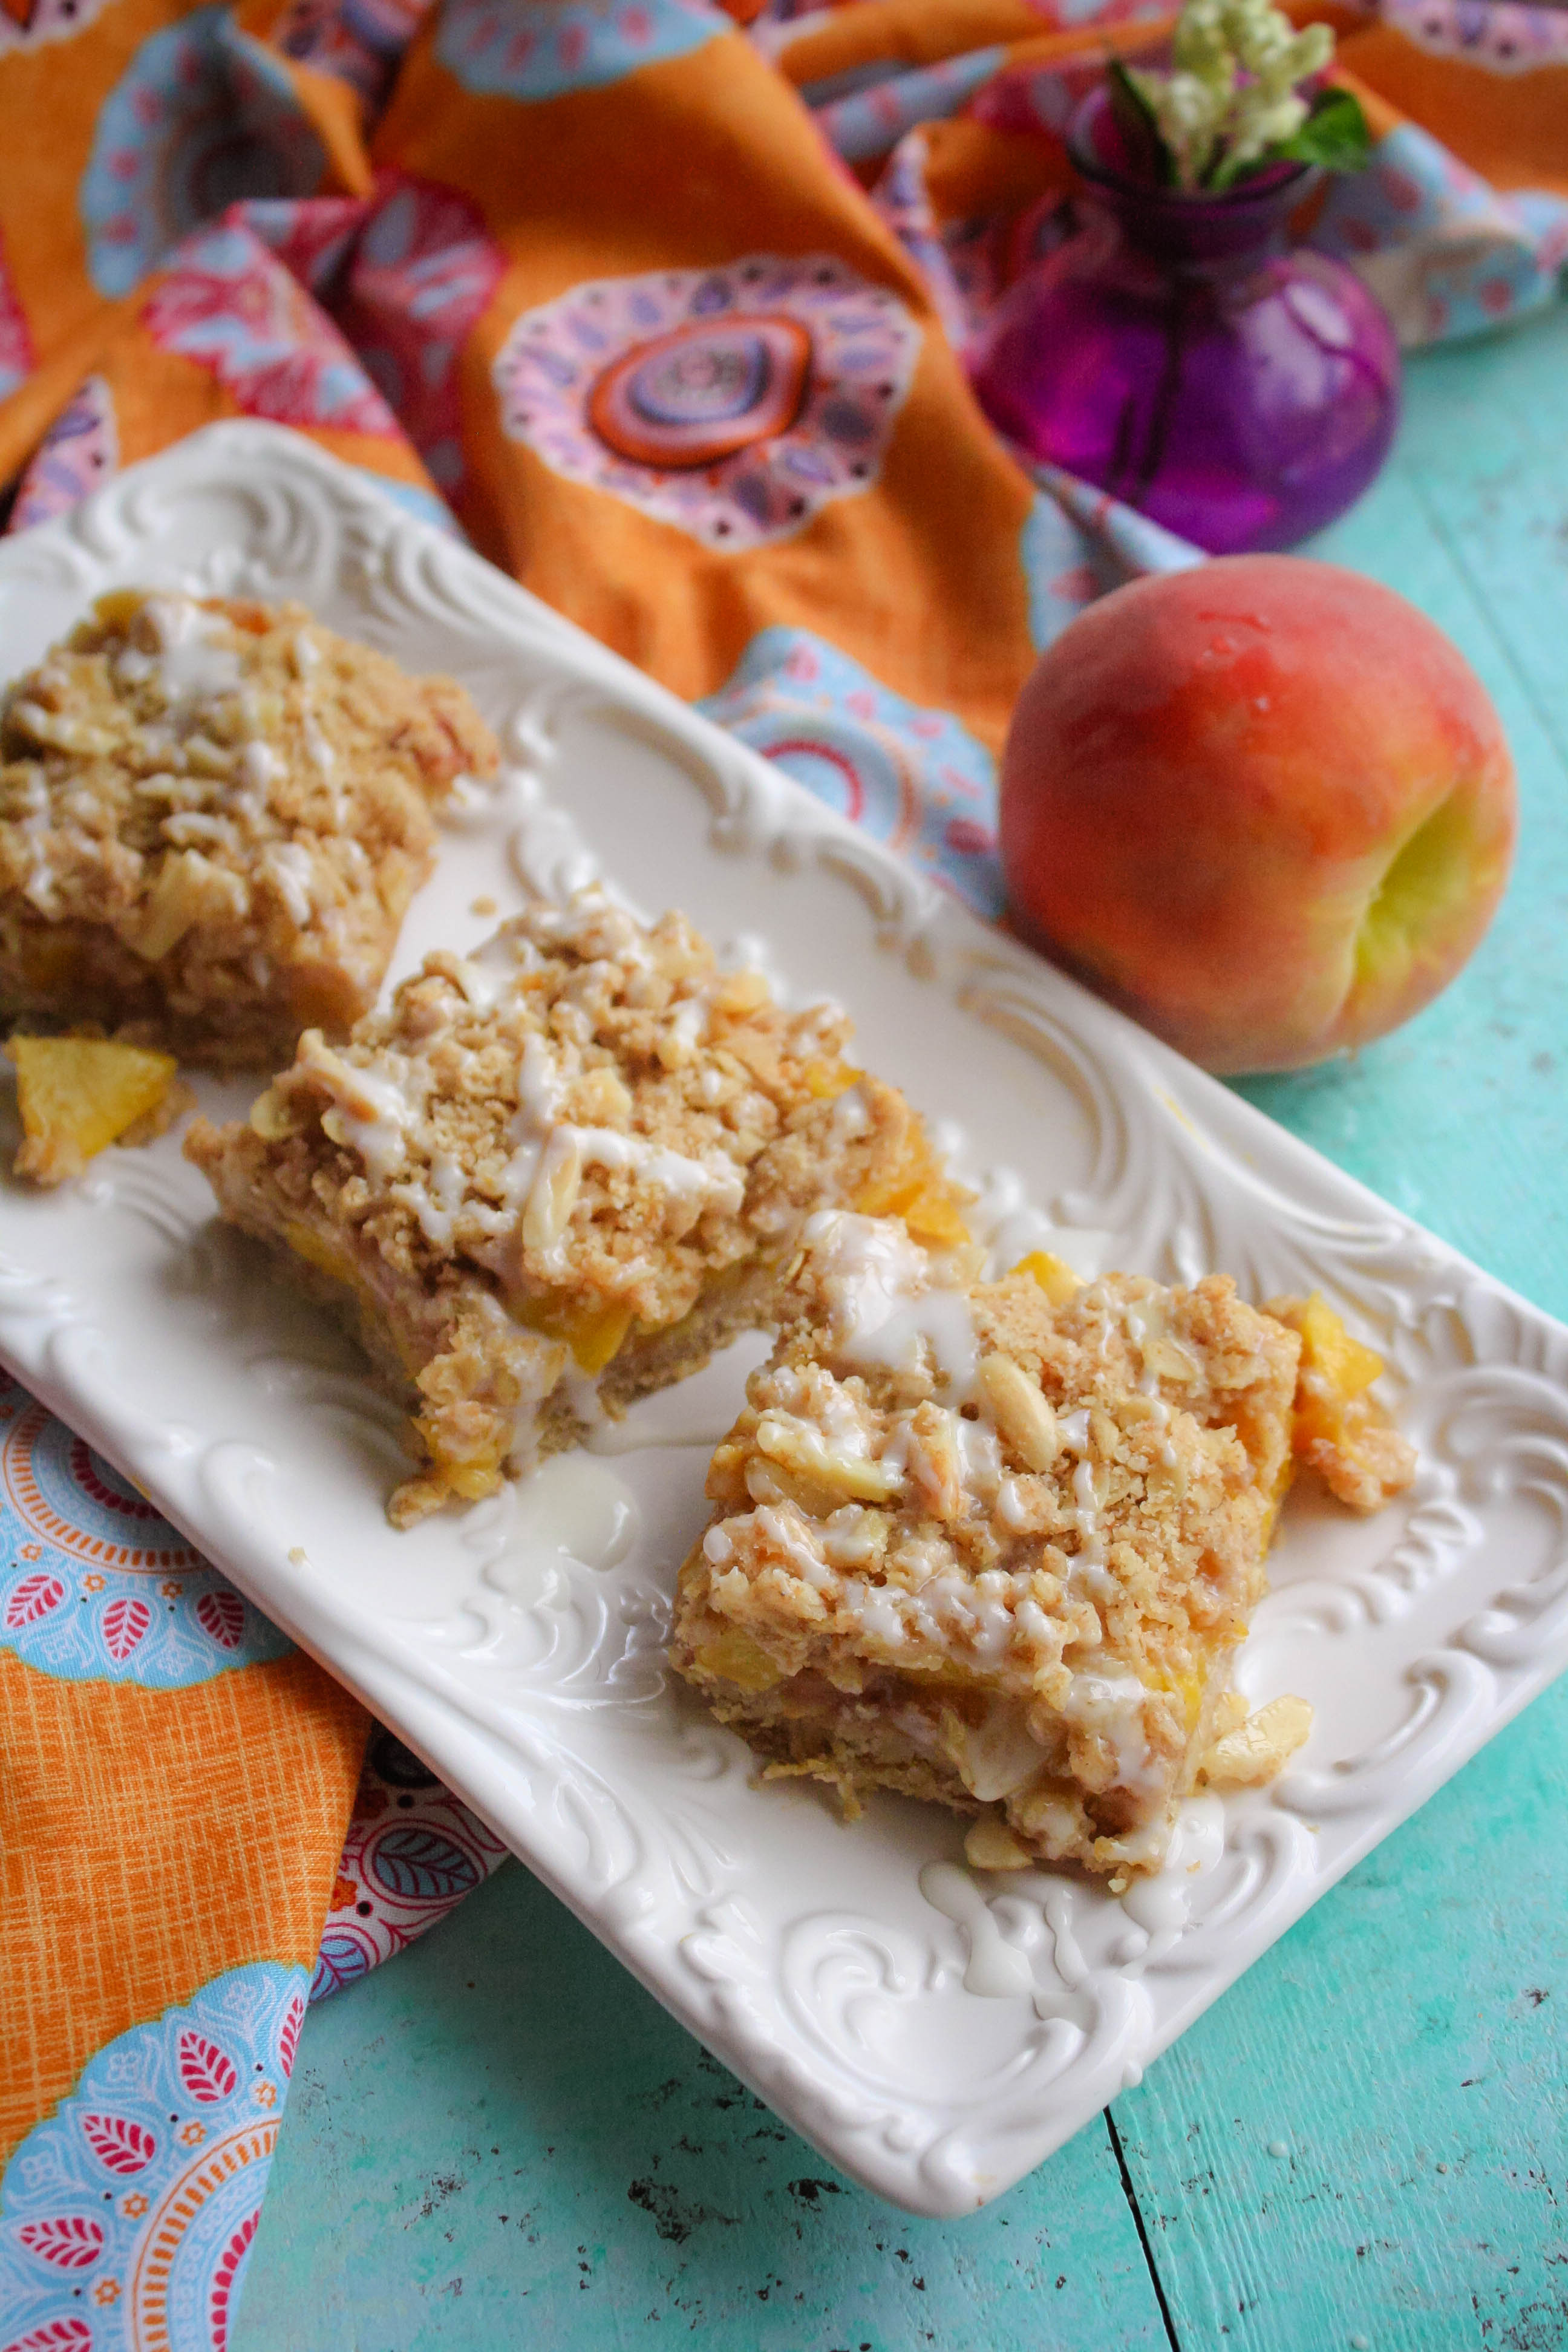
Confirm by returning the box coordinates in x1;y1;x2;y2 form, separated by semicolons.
999;557;1517;1074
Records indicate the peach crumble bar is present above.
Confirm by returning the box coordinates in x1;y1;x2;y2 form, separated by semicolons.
0;589;496;1067
185;891;969;1526
671;1215;1415;1877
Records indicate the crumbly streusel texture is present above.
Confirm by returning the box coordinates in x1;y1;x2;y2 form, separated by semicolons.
0;589;497;1066
186;892;969;1526
670;1214;1313;1877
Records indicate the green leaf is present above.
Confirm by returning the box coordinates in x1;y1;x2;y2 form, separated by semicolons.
1210;85;1372;187
1105;57;1174;187
1273;84;1373;172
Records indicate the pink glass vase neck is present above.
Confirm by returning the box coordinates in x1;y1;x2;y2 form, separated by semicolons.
1069;85;1314;264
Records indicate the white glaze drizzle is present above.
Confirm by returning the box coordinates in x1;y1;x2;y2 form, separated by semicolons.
305;1040;430;1184
918;1863;1035;1999
805;1211;978;1398
298;914;746;1254
263;840;316;928
141;594;244;710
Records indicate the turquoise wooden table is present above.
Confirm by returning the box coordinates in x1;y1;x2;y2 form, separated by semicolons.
232;305;1568;2352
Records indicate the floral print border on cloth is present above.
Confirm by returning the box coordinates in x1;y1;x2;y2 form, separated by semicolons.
0;1964;301;2350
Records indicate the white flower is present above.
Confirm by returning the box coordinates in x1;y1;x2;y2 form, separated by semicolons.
1127;0;1336;188
1227;87;1310;168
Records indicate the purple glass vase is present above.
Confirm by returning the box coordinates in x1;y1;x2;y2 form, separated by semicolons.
969;87;1401;553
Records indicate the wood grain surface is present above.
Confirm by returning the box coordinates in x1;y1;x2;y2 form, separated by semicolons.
233;301;1568;2352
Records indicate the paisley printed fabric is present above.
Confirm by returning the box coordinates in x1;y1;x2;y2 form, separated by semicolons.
79;7;327;298
1313;118;1568;343
492;255;923;547
273;0;437;109
0;1364;499;1949
312;1728;509;2001
335;175;508;495
699;626;1006;914
0;230;31;407
142;221;401;436
0;1354;489;2346
8;376;117;533
1384;0;1568;70
0;0;116;56
434;0;728;102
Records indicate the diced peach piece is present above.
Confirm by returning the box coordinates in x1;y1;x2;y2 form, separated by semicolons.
521;1293;637;1376
692;1624;782;1694
1011;1249;1082;1306
1269;1291;1417;1514
854;1125;971;1247
556;1298;637;1376
9;1035;178;1185
802;1058;863;1102
900;1184;972;1247
1283;1290;1384;1401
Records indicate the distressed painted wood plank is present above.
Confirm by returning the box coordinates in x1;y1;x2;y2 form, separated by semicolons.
1392;316;1568;771
233;1860;1170;2350
1111;1674;1568;2349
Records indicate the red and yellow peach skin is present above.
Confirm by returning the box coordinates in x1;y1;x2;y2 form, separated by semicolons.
999;557;1518;1074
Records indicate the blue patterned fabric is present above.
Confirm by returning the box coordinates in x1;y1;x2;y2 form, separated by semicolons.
0;1373;290;1688
435;0;726;102
0;1965;305;2348
699;625;1006;917
79;7;325;298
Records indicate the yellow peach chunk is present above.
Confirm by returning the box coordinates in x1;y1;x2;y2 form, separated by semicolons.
1011;1249;1082;1307
1149;1664;1213;1733
9;1036;178;1186
900;1185;972;1247
87;587;151;632
802;1058;863;1102
1278;1291;1385;1402
1267;1291;1416;1512
563;1299;636;1376
854;1125;971;1245
694;1629;782;1694
519;1292;636;1376
281;1218;359;1287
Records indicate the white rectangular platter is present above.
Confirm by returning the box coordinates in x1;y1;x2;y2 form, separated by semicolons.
3;421;1566;2218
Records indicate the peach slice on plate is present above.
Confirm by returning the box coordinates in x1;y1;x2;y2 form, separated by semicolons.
8;1034;178;1184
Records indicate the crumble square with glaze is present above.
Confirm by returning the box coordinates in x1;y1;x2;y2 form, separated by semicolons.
186;891;970;1526
671;1214;1412;1878
0;589;497;1067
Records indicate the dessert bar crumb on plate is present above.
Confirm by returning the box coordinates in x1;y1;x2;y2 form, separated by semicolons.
2;423;1566;2216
